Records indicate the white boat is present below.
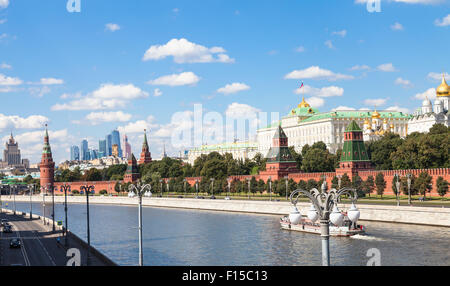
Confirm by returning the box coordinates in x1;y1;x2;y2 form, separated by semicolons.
280;204;365;237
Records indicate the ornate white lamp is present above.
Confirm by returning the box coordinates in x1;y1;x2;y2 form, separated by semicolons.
330;205;344;226
288;206;302;225
347;203;360;223
307;204;319;223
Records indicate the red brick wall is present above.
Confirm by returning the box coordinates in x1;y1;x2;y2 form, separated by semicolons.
54;181;120;195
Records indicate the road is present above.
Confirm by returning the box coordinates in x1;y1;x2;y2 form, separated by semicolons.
0;211;114;266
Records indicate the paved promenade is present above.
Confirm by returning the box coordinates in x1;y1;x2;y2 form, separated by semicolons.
3;195;450;227
0;209;116;266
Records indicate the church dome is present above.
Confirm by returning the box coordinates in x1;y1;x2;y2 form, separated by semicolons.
371;110;381;119
436;74;450;97
298;97;311;108
422;97;432;107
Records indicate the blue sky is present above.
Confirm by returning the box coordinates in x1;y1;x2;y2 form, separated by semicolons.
0;0;449;164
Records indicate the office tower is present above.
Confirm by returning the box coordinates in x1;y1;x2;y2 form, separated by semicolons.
81;139;88;161
99;139;107;158
90;149;98;160
111;130;123;158
123;134;132;159
112;144;119;157
106;134;112;156
3;133;21;166
70;145;80;161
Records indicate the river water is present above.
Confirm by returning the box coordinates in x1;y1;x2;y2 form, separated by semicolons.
5;200;450;266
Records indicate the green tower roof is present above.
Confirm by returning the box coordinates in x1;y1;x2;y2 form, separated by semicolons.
340;121;370;162
345;120;362;132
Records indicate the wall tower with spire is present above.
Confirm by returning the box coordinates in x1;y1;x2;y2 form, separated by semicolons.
138;129;152;165
39;125;55;193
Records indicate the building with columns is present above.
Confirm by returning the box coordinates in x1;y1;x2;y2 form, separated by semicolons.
408;74;450;134
39;125;55;194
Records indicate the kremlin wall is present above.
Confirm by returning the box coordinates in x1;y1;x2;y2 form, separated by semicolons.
44;120;450;198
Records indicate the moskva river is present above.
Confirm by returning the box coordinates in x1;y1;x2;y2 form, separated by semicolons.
7;201;450;266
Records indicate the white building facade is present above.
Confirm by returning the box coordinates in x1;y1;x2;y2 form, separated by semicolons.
408;74;450;134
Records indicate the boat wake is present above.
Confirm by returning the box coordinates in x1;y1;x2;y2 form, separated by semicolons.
350;234;386;241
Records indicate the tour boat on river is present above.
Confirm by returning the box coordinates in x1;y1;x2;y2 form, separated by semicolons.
280;204;365;237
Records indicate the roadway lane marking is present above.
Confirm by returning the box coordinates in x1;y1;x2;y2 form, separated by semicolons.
32;230;56;266
12;222;30;266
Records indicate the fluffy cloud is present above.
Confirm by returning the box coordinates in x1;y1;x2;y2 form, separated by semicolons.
415;88;436;100
306;97;325;108
377;63;397;72
391;22;404;31
40;78;64;85
332;106;356;111
0;0;9;9
435;14;450;26
118;116;159;135
364;98;388;106
147;72;200;86
295;46;305;53
225;103;261;118
332;30;347;37
52;83;149;111
386;106;410;114
85;111;132;125
0;19;6;24
0;114;49;131
0;63;11;69
295;85;344;97
395;77;413;88
427;72;449;81
350;65;370;71
285;66;354;81
0;74;22;86
143;38;235;64
324;40;334;49
217;83;250;95
105;23;121;32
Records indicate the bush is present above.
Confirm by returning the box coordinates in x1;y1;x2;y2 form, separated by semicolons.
99;190;108;195
72;190;80;195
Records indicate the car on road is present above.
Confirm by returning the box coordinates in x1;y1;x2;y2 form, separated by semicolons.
1;219;7;226
210;195;216;200
225;197;231;200
10;238;21;248
3;226;13;233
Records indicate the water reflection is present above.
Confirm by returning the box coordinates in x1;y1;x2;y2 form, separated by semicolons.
8;201;450;266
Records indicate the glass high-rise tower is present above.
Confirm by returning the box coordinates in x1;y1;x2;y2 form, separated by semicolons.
70;146;80;161
80;139;89;161
111;130;123;158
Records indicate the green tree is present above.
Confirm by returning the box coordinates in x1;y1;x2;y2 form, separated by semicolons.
306;179;318;190
289;146;303;170
352;175;363;190
436;177;449;199
331;176;339;189
83;168;102;182
340;173;352;188
366;133;403;170
392;176;401;196
297;180;307;190
414;172;433;199
375;173;386;198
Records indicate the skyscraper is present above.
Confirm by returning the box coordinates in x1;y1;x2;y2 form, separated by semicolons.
123;135;132;159
3;133;21;166
81;139;89;161
99;139;107;158
111;130;123;158
106;134;112;156
70;146;80;161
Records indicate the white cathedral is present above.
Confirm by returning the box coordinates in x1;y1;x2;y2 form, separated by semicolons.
408;74;450;134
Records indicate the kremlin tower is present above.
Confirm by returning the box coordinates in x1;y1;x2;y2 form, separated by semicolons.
39;125;55;194
124;153;140;183
138;129;152;165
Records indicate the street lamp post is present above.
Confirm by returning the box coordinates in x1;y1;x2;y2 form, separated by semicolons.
268;176;272;201
41;187;46;225
49;184;55;232
407;174;412;206
394;174;401;207
60;184;71;247
0;185;3;214
13;185;16;215
159;179;163;198
247;178;251;200
285;176;289;201
128;180;152;266
183;179;187;197
28;184;34;220
80;185;95;266
337;175;342;190
227;179;231;198
195;180;199;198
289;182;359;266
210;178;215;198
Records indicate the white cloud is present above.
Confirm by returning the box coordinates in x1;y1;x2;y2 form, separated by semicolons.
377;63;397;72
225;103;261;118
29;86;51;97
395;77;413;88
295;46;305;53
153;88;163;97
324;40;334;49
105;23;121;32
435;14;450;26
350;65;370;71
118;116;159;135
332;30;347;37
217;82;250;95
364;98;388;107
306;97;325;108
85;111;132;125
40;78;64;85
0;33;7;40
0;0;9;9
0;19;6;24
285;66;354;81
143;38;235;64
332;106;356;111
295;85;344;97
52;83;149;111
391;22;404;31
148;72;200;86
0;74;22;86
386;106;410;114
0;63;11;69
427;72;450;81
0;114;49;131
415;88;436;100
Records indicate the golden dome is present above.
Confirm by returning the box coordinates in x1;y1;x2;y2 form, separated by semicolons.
436;73;450;97
383;118;388;124
371;110;381;119
298;97;311;108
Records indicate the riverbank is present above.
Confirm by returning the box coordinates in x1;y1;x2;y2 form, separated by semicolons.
2;195;449;227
